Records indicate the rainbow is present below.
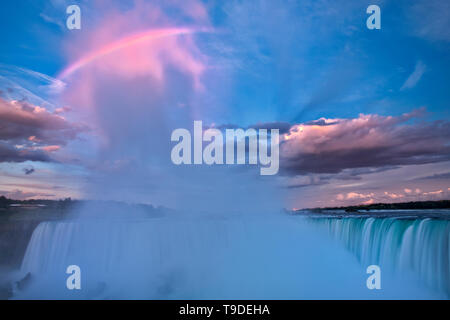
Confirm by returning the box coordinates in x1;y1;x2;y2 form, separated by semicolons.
57;27;205;79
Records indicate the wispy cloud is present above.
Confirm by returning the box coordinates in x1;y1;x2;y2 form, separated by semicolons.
413;172;450;180
39;13;65;29
0;64;66;110
406;0;450;42
400;61;426;91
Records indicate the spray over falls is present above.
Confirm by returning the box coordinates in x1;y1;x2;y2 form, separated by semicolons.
10;207;448;299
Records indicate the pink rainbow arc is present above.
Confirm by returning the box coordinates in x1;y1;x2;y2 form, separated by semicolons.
57;27;205;79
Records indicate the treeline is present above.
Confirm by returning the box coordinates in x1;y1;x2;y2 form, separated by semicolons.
0;196;74;209
0;196;168;218
309;200;450;212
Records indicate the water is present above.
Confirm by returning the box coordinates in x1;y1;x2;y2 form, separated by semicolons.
9;210;449;299
306;212;450;297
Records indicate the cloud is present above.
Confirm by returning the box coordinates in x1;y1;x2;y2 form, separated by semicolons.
406;0;450;42
250;121;292;135
53;106;72;114
336;192;374;201
335;192;375;205
400;61;426;91
346;192;374;200
0;64;66;106
0;141;53;163
330;185;450;207
0;97;86;163
413;172;450;180
60;1;208;92
210;121;292;135
423;189;443;195
280;166;400;190
14;65;66;94
39;12;65;29
362;199;374;205
280;109;450;175
336;194;345;201
284;175;330;189
384;191;404;199
55;0;278;211
23;166;35;175
0;189;55;200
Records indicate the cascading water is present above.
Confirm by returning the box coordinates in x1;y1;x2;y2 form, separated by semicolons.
13;209;446;300
308;215;450;297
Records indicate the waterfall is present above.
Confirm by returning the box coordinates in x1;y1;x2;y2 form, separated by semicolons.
13;213;446;299
19;218;250;299
309;217;450;296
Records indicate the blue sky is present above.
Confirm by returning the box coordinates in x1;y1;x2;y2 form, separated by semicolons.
0;0;449;209
1;0;449;122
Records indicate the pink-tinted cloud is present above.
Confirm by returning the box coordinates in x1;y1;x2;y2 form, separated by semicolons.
0;189;55;200
53;106;71;114
61;1;209;106
331;186;450;207
362;199;374;205
384;191;404;199
281;109;450;174
0;97;85;162
56;1;218;204
336;192;374;202
40;145;61;153
58;27;206;86
423;189;443;195
347;192;374;199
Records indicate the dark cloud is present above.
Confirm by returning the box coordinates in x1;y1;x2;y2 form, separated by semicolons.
413;172;450;180
23;167;35;175
281;110;450;175
250;121;292;134
0;141;52;163
303;119;340;126
285;175;330;189
283;166;399;189
0;97;86;163
210;121;292;135
208;121;292;134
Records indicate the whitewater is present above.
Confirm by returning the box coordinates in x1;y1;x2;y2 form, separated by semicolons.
10;207;448;299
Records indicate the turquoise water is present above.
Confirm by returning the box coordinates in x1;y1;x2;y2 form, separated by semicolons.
306;212;450;297
9;209;449;299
